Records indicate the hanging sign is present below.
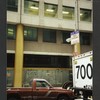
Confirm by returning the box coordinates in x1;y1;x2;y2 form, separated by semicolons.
71;30;80;45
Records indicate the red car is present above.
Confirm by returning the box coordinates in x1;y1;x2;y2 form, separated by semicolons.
7;78;75;100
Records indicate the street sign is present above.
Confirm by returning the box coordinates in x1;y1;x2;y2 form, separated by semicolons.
72;51;93;89
71;31;80;45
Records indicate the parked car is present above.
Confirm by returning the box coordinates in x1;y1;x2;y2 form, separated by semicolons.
7;78;75;100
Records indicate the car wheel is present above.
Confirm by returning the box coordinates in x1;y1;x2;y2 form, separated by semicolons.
58;96;69;100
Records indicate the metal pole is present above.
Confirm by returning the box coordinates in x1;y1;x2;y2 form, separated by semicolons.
75;0;79;31
74;0;81;55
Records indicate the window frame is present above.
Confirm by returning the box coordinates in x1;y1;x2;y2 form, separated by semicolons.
43;29;56;43
80;8;92;22
62;31;71;44
62;6;75;20
7;0;18;12
24;26;38;41
23;54;71;68
24;0;39;15
44;3;58;18
80;32;91;45
7;24;16;40
7;53;15;67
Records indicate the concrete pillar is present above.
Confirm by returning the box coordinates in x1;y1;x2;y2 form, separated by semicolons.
39;0;44;26
14;24;24;87
58;0;63;19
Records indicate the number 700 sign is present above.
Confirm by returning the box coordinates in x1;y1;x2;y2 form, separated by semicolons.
72;51;93;89
76;63;93;79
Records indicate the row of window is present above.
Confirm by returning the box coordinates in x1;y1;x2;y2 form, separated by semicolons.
7;0;92;22
7;54;71;68
7;24;92;45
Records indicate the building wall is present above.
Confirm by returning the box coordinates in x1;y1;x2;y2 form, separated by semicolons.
7;0;92;87
24;29;73;55
7;0;92;54
7;40;15;51
7;0;92;30
7;28;92;55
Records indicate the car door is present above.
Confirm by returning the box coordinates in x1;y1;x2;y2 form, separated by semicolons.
35;81;54;100
19;87;37;100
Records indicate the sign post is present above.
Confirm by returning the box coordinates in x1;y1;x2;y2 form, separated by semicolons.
70;30;80;55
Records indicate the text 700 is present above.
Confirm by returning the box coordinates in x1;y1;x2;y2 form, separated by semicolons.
76;63;93;79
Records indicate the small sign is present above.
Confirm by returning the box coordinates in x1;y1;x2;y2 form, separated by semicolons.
71;31;80;45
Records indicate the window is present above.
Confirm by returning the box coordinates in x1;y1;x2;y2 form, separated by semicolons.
44;3;58;18
24;0;39;15
7;69;14;87
7;53;15;67
7;0;18;12
57;56;71;67
80;9;92;22
24;26;38;41
80;32;91;45
36;81;50;88
62;31;71;44
7;53;15;87
43;29;56;43
7;24;16;40
24;54;71;68
62;6;74;20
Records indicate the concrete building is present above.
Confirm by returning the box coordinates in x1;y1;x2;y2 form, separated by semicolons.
7;0;92;87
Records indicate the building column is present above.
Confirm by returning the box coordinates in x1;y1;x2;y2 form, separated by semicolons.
39;0;44;26
14;24;24;87
58;0;63;19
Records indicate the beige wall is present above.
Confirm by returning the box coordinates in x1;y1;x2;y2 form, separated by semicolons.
24;42;73;54
7;28;92;55
23;29;73;55
7;0;92;31
7;40;16;51
7;0;92;55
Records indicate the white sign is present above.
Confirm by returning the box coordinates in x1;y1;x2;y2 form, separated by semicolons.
71;31;80;45
72;51;93;89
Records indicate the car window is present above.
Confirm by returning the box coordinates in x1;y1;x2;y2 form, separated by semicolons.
36;81;50;88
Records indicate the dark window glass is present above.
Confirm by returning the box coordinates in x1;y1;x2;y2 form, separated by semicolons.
24;26;38;41
24;54;71;68
24;0;39;15
62;6;74;20
7;0;18;12
44;3;58;18
7;69;14;87
57;56;70;67
36;81;51;88
7;24;16;40
7;53;15;67
80;32;91;45
43;29;56;43
80;9;91;22
62;31;70;44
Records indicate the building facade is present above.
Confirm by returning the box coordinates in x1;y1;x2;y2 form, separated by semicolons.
7;0;92;87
